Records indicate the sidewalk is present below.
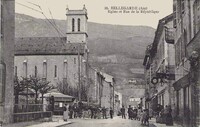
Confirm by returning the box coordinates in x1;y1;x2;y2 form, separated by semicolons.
149;118;182;127
2;115;72;127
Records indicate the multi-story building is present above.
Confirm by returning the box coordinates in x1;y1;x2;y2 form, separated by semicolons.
87;67;104;105
0;0;15;123
14;6;88;100
114;91;122;114
143;13;175;113
100;72;114;109
173;0;200;126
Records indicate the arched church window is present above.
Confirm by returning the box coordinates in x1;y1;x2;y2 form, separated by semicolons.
35;66;37;77
72;18;75;32
78;18;80;31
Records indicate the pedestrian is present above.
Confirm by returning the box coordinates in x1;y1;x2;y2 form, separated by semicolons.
149;108;153;120
164;105;168;124
90;106;94;119
141;109;149;126
165;105;173;126
120;105;126;119
133;107;138;120
160;106;165;124
102;106;107;119
128;105;132;119
110;107;114;119
97;107;101;119
137;109;142;121
73;103;78;118
68;104;73;119
63;104;69;121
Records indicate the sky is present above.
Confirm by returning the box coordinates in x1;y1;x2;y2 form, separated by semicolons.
15;0;173;28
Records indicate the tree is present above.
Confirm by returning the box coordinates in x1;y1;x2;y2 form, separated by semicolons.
29;76;44;104
14;76;31;104
39;80;54;104
57;79;78;98
14;76;25;104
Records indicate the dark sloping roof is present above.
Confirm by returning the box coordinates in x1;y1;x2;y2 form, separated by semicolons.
15;37;86;55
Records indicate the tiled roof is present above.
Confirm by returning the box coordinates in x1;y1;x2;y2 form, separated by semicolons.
15;37;86;55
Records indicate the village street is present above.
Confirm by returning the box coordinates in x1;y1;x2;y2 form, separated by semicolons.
64;116;156;127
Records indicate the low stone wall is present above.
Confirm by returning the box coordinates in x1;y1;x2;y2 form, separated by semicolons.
13;111;52;123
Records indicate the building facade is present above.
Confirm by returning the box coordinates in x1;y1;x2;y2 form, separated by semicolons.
143;14;176;114
173;0;200;126
100;72;114;109
0;0;15;123
114;91;122;114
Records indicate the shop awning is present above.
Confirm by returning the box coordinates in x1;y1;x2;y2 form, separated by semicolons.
187;30;200;57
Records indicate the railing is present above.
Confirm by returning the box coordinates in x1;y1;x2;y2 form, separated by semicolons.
14;104;51;113
13;111;52;123
13;104;52;123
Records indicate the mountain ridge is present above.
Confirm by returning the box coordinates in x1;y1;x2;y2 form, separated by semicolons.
15;13;155;83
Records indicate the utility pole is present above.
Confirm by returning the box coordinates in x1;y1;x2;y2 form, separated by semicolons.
86;49;89;105
78;44;81;101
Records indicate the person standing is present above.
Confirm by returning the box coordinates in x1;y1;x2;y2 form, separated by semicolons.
90;106;94;119
63;104;69;121
128;105;132;119
165;105;173;126
102;107;107;119
120;106;126;119
110;107;114;119
68;104;73;119
164;105;168;124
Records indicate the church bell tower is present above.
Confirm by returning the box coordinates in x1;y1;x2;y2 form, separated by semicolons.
66;5;88;43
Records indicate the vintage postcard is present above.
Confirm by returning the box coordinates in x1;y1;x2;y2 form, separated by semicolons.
0;0;199;127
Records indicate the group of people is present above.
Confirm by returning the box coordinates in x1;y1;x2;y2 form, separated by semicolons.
119;104;173;126
62;102;114;121
156;105;173;126
120;105;151;126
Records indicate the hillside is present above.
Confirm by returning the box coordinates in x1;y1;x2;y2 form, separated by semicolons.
15;13;155;85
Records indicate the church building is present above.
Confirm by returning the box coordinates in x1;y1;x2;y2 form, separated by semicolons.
14;6;89;99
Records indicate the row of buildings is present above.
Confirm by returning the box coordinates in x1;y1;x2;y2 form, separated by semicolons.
143;0;200;126
0;2;123;123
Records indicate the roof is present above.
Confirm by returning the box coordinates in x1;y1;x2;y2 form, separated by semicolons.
15;37;86;55
44;92;74;98
44;91;75;102
100;71;114;84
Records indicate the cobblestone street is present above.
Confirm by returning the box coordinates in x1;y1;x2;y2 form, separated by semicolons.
64;116;156;127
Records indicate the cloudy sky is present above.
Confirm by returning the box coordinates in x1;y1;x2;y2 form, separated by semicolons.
16;0;173;28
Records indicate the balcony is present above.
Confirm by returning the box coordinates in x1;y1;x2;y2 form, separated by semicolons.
165;27;174;44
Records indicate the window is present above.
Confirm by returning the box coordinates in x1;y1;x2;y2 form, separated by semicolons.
23;61;27;78
176;90;179;115
14;66;17;77
78;18;80;31
173;3;177;28
34;66;37;77
54;65;57;78
64;61;68;78
0;1;3;38
43;61;47;78
161;94;164;106
72;18;75;32
181;0;185;14
74;58;76;64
